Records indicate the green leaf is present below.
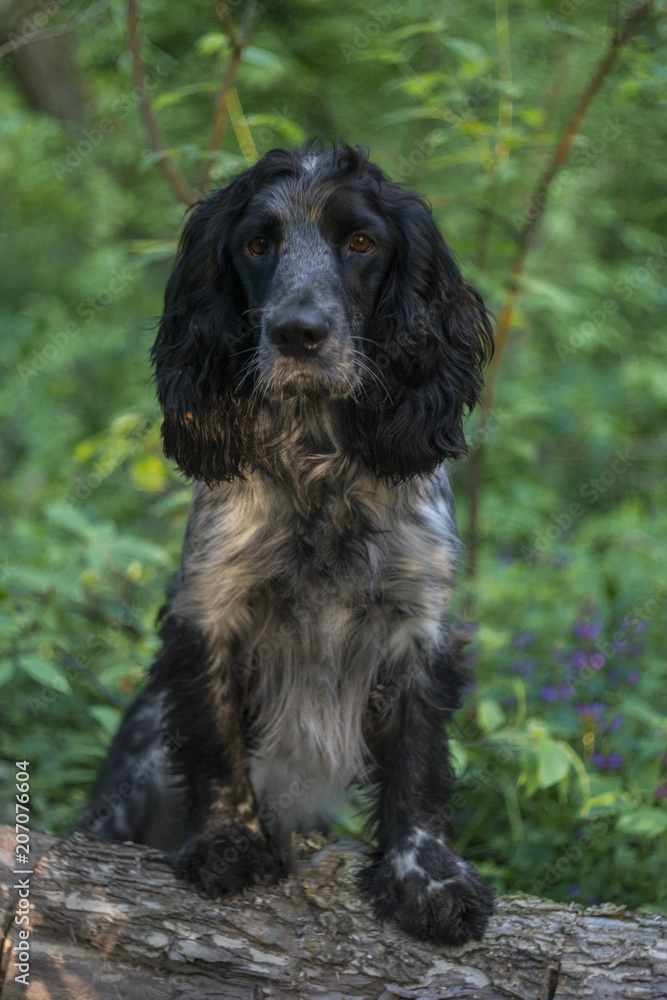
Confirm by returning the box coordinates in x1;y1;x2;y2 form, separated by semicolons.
616;809;667;839
243;46;284;71
89;705;122;739
535;737;571;789
477;697;505;734
245;114;307;145
20;655;71;694
153;83;217;111
195;31;229;56
448;737;468;777
386;22;444;44
46;501;97;540
373;106;447;129
581;793;619;818
0;661;15;687
442;37;489;64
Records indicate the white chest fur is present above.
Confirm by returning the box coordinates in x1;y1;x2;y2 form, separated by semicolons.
173;468;458;838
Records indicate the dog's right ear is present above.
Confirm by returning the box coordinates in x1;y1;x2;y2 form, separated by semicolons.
151;173;257;484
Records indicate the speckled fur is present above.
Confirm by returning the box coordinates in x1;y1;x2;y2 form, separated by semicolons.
81;141;495;944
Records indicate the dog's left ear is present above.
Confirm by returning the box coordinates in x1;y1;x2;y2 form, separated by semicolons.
151;172;258;484
356;194;494;480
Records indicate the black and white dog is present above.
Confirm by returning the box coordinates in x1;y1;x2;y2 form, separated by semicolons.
82;141;495;945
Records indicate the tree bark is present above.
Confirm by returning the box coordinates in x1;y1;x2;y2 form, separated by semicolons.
8;38;86;121
1;825;665;999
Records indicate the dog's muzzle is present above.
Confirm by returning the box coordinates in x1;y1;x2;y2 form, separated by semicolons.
267;307;330;359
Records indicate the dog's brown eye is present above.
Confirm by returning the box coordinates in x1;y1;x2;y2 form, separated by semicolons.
349;233;374;253
246;237;269;257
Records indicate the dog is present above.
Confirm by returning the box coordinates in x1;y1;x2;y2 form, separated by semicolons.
82;140;495;945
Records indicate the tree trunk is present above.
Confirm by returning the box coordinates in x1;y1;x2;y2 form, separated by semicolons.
9;39;87;122
1;825;665;999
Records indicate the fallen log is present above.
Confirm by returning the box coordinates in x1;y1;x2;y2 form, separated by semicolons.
1;825;665;999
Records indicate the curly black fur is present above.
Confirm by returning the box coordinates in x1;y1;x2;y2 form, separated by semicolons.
82;140;495;945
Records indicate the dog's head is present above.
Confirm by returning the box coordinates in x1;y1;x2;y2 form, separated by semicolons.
153;141;493;483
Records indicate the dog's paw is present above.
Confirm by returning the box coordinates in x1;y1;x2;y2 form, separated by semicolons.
359;829;494;945
175;823;283;898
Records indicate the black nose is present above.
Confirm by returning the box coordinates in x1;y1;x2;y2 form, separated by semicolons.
268;310;328;358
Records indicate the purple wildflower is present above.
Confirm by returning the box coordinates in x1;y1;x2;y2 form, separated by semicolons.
611;639;627;655
655;784;667;801
559;683;574;700
573;620;603;641
634;619;648;634
609;715;624;733
628;644;643;658
540;685;560;703
578;702;605;723
511;659;535;678
590;751;624;771
627;670;641;685
569;885;581;898
512;630;534;650
570;650;588;671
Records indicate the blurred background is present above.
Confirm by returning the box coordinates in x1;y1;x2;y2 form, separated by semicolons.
0;0;665;912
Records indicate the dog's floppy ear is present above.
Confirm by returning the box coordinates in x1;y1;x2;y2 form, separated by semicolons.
151;173;257;484
356;193;494;480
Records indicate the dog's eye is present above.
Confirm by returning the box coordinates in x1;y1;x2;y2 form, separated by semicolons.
349;233;374;253
246;237;269;257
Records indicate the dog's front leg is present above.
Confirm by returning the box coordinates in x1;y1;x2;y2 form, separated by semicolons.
360;648;495;945
158;630;283;898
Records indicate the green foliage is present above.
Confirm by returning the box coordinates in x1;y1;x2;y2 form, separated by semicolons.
1;0;665;912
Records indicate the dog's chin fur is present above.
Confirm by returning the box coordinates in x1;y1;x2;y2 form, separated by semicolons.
264;369;358;400
81;140;496;946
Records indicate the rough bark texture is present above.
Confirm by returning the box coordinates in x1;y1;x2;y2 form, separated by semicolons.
1;825;665;999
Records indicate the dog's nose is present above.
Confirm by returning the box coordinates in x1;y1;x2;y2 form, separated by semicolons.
268;311;328;358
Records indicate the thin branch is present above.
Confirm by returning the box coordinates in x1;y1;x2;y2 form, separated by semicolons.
0;0;114;59
466;0;658;577
495;0;512;163
55;647;128;709
488;0;656;409
127;0;198;207
474;0;512;271
199;0;256;193
215;0;238;48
